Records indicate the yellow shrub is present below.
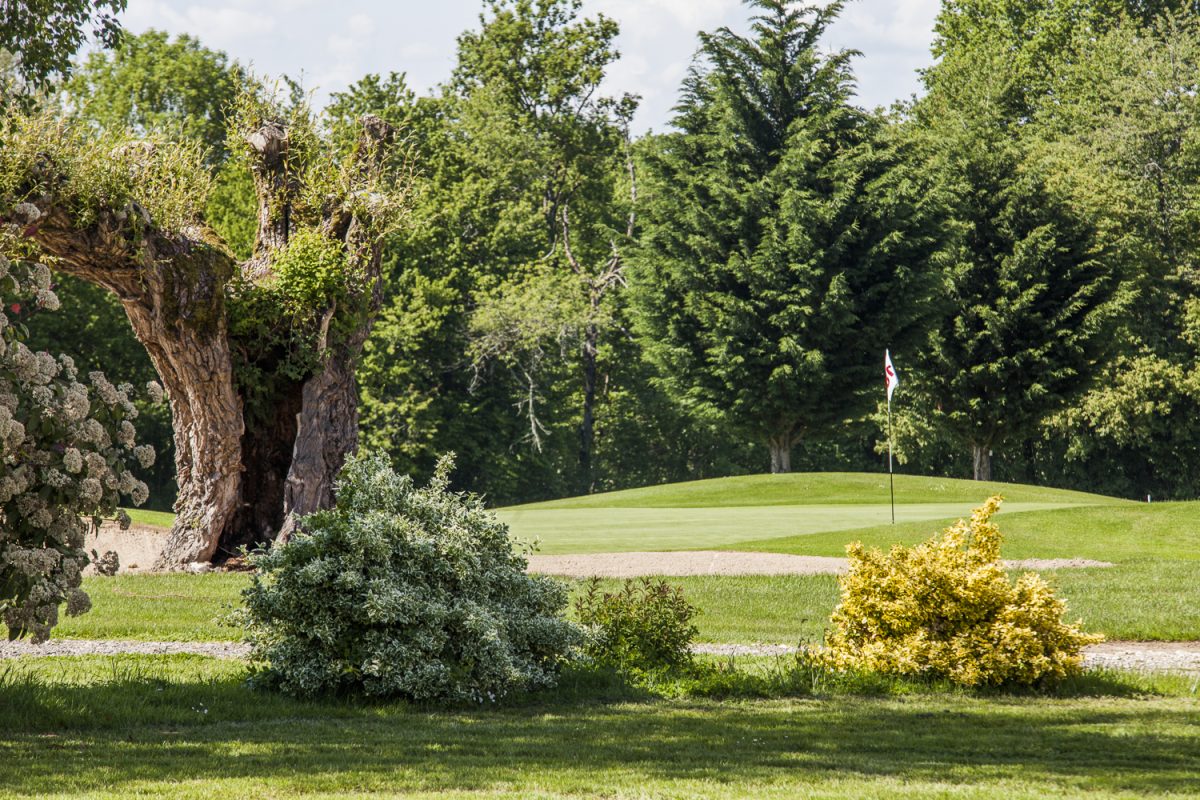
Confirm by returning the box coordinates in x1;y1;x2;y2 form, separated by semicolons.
823;496;1102;686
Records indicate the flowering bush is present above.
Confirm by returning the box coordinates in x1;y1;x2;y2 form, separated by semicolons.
238;451;580;701
0;248;153;642
574;577;698;674
823;496;1101;686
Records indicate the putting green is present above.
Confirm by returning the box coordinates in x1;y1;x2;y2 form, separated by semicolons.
496;501;1085;554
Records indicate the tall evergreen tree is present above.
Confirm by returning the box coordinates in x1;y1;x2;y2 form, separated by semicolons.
911;25;1127;481
631;0;947;473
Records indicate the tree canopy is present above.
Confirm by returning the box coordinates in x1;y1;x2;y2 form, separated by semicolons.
631;0;948;472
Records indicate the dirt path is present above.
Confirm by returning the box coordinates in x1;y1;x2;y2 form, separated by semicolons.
84;523;171;573
3;639;1197;673
86;525;1115;577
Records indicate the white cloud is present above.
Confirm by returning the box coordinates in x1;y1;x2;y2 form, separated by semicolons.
111;0;941;131
124;0;277;42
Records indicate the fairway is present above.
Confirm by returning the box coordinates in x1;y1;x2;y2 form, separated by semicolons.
496;473;1119;554
496;501;1079;554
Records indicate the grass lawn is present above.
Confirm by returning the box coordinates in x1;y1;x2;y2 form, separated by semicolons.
496;501;1078;554
731;502;1200;562
512;472;1120;508
0;655;1197;799
53;557;1200;644
27;474;1200;798
123;507;176;528
87;474;1198;643
125;473;1122;554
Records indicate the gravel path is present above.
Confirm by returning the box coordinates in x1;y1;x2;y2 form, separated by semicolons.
526;551;1114;577
0;640;252;659
694;642;1200;673
4;639;1198;674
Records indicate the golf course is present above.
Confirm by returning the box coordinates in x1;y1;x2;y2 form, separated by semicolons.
4;472;1198;799
58;472;1200;646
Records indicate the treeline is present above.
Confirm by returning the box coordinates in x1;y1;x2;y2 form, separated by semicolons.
17;0;1200;505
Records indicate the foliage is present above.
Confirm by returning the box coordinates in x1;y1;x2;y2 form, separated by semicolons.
0;0;125;101
22;274;175;508
631;0;947;471
0;249;152;642
574;577;698;674
271;228;352;315
0;112;210;234
823;497;1102;686
67;29;249;164
908;22;1128;480
237;451;580;701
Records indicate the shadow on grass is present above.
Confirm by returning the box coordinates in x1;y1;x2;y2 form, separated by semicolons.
1;658;1198;796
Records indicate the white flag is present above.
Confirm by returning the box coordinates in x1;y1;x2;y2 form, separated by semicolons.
885;350;899;404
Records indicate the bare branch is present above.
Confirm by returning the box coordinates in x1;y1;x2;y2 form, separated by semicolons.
560;203;583;276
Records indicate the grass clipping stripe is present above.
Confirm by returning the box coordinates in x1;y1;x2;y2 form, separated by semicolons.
823;496;1103;686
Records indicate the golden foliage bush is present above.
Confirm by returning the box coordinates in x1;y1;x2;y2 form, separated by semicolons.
823;496;1102;686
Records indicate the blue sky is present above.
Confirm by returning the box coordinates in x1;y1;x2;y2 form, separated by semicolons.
118;0;942;132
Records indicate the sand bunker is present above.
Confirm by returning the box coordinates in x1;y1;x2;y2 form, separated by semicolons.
85;523;1114;577
525;551;1113;578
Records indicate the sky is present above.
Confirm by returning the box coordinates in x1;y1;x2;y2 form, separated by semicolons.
116;0;943;132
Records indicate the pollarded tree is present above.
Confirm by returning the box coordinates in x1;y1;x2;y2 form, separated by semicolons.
0;92;408;568
631;0;948;473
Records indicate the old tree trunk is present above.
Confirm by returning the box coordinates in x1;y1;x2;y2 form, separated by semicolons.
5;115;400;567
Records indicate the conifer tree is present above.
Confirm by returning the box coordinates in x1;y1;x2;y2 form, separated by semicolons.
911;26;1126;481
631;0;947;472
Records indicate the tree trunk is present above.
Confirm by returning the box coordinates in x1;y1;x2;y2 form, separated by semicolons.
140;316;243;567
972;443;992;482
578;322;598;495
277;343;366;542
768;435;792;474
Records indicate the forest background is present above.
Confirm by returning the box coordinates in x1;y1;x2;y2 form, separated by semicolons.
8;0;1200;510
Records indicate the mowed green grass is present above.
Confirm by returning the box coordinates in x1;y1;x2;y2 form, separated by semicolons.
496;501;1080;554
123;507;176;528
514;472;1118;508
69;474;1197;642
55;560;1200;644
495;473;1122;554
732;501;1200;561
0;655;1197;799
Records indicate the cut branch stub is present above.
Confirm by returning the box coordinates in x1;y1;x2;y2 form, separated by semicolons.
246;120;294;268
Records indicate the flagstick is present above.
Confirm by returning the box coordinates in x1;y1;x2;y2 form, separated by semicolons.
887;396;895;525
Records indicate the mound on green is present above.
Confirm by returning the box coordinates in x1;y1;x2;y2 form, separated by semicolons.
495;473;1121;554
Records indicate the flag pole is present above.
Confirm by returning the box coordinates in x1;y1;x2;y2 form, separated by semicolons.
888;394;895;525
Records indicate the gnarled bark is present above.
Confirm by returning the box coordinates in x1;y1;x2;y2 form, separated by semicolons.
6;113;398;567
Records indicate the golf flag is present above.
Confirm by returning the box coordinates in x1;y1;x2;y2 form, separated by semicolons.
885;350;899;404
